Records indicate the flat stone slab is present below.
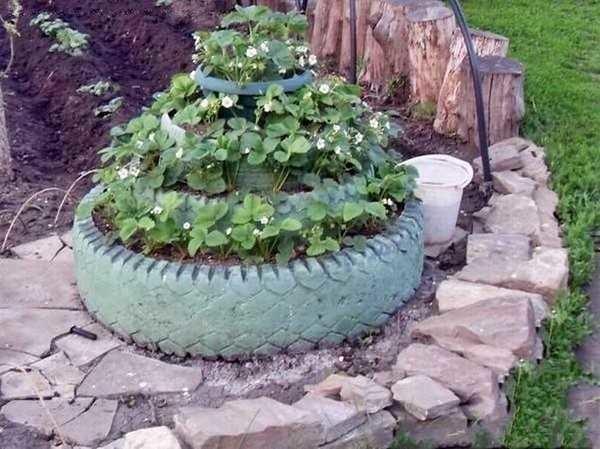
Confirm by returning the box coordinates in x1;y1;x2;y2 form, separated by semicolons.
305;374;392;414
0;370;54;400
61;398;119;446
569;383;600;449
391;375;460;421
492;170;537;196
467;233;531;264
320;410;395;449
483;194;541;239
31;352;85;399
456;246;569;301
78;351;203;397
1;397;94;435
474;139;524;175
414;296;537;358
394;343;500;419
436;279;548;327
519;144;550;184
124;426;182;449
0;259;80;309
11;235;64;261
0;349;39;375
55;323;123;367
174;396;322;449
0;308;91;356
393;406;470;448
294;395;366;443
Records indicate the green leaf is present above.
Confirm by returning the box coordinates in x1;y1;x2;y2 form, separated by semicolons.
119;218;138;242
188;238;204;257
342;202;364;222
365;202;387;219
276;238;295;264
280;218;302;231
288;136;311;154
214;148;228;161
343;235;367;251
307;201;327;221
205;230;228;247
137;216;155;231
261;224;280;239
307;242;326;256
323;237;340;252
247;150;267;166
263;138;280;154
232;207;253;225
273;150;289;163
240;132;262;151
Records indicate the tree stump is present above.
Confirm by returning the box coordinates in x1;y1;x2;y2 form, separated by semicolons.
0;84;12;180
407;5;456;103
451;55;524;147
434;29;509;136
311;0;345;63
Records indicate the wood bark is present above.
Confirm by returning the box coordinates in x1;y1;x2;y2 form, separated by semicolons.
406;5;456;103
451;55;524;147
0;84;12;181
434;28;509;136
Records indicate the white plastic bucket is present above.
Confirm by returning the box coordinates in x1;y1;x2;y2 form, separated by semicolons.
401;155;474;244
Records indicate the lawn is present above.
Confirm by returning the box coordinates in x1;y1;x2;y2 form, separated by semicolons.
462;0;600;447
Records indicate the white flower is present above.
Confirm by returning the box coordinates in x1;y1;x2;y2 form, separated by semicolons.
237;62;243;68
303;91;312;100
117;167;129;180
279;67;287;74
298;56;306;67
382;198;394;207
189;70;196;80
385;121;391;130
260;42;269;52
264;101;273;112
242;147;251;155
246;47;258;58
370;118;379;129
129;166;140;177
183;222;191;230
253;229;261;237
148;132;155;142
226;227;232;235
316;138;326;150
200;98;210;109
296;45;308;54
319;84;331;94
354;133;364;144
260;216;269;225
135;140;144;149
151;206;163;215
175;148;184;159
221;96;235;108
308;54;318;66
334;146;342;155
333;124;341;133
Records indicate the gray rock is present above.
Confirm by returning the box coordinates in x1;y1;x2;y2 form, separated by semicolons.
413;296;537;358
456;246;569;301
31;352;85;399
371;371;402;388
436;279;548;326
0;370;54;400
0;397;93;435
393;406;470;448
0;259;80;309
492;171;537;196
534;187;563;247
55;323;123;367
483;194;541;239
0;349;39;375
467;233;531;264
78;351;203;397
425;227;468;258
320;411;395;449
99;439;125;449
11;235;64;261
568;383;600;449
394;344;500;419
473;139;524;175
61;399;119;446
519;145;550;184
174;396;322;449
391;375;460;421
0;308;91;357
305;374;393;414
294;395;366;443
124;426;182;449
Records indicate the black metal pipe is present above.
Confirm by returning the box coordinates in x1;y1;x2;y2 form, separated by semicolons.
349;0;358;84
447;0;492;186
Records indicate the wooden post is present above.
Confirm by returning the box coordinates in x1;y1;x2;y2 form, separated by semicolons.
434;29;509;136
407;5;456;104
450;55;524;147
0;84;12;181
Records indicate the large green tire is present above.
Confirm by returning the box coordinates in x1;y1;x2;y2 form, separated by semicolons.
73;193;424;359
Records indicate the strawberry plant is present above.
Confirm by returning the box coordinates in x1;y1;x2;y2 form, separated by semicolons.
30;12;89;56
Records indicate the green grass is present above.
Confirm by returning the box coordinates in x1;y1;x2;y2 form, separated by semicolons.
462;0;600;447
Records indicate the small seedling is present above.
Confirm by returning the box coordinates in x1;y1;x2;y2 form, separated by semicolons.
30;12;89;56
77;81;119;96
94;97;124;118
156;0;173;5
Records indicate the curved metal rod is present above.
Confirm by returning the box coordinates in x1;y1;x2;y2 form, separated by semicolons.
447;0;492;185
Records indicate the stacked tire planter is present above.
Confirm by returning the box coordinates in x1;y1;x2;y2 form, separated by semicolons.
73;40;425;360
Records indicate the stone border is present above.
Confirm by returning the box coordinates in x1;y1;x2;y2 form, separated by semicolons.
72;191;425;359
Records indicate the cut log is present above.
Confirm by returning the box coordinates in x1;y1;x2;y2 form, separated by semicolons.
407;5;456;103
434;29;509;136
450;55;525;147
0;84;12;180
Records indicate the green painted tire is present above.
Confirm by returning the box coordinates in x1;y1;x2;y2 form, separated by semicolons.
73;191;424;359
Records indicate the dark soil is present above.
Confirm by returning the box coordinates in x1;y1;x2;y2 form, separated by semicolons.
0;0;219;250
